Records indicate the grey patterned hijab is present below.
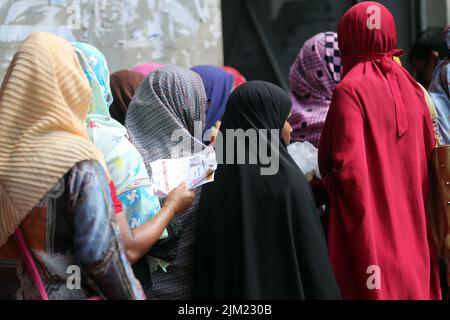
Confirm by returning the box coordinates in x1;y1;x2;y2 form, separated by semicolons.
126;65;207;170
125;65;207;300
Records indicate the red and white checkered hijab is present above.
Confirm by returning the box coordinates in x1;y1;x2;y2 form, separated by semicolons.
289;32;341;147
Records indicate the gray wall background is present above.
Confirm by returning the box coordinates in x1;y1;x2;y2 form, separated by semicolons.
0;0;223;79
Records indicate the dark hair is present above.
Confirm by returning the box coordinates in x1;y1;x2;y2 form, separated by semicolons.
410;27;447;62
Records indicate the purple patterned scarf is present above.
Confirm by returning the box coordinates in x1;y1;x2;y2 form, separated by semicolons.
289;32;342;147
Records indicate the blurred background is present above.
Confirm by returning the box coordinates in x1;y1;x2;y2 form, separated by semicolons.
222;0;450;90
0;0;449;88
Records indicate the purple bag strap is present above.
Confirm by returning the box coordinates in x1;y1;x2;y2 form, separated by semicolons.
14;228;49;301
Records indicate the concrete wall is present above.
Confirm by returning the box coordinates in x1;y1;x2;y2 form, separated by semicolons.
426;0;450;28
0;0;223;79
222;0;353;89
448;0;450;24
222;0;449;89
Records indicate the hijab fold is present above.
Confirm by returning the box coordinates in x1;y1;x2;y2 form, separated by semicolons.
343;48;409;137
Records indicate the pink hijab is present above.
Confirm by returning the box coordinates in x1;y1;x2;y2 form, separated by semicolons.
132;63;163;76
221;66;247;90
289;32;342;147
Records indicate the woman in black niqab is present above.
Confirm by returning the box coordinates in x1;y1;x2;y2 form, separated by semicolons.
194;81;341;300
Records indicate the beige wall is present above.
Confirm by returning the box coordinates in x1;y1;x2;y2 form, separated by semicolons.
0;0;223;79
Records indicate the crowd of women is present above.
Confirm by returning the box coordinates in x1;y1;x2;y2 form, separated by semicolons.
0;2;449;300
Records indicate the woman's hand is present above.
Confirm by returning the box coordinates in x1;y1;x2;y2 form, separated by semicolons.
117;182;195;264
165;182;195;216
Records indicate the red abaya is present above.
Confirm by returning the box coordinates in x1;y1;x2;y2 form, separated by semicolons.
319;2;442;300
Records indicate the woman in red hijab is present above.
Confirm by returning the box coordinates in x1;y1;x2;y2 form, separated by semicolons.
319;2;442;300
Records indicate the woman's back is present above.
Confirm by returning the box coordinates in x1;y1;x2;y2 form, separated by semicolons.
318;2;441;300
126;66;208;300
0;32;144;300
194;81;341;300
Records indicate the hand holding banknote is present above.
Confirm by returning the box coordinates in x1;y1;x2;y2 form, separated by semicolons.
151;146;218;197
165;182;196;217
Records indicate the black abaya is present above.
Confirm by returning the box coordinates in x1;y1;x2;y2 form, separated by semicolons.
194;81;341;300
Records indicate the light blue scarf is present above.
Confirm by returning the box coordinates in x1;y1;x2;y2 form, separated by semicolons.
72;42;164;234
